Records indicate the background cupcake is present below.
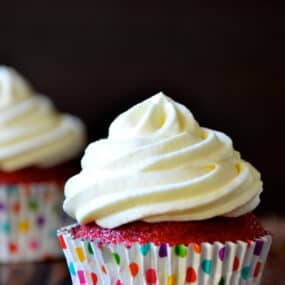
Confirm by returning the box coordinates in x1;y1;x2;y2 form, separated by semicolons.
58;93;271;284
0;66;86;263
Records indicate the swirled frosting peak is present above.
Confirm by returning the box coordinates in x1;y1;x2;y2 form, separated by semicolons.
63;92;262;228
0;66;86;171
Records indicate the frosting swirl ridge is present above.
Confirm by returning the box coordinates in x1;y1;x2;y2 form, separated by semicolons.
63;92;262;228
0;66;86;171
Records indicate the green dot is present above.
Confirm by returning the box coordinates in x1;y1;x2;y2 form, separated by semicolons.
242;266;250;280
112;253;120;265
201;259;212;274
87;242;94;255
28;200;38;211
217;277;225;285
174;244;187;258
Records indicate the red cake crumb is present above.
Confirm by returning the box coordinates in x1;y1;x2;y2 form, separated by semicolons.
70;213;267;245
0;161;78;184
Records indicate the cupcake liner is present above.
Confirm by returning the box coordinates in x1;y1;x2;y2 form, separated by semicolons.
58;224;272;285
0;182;71;263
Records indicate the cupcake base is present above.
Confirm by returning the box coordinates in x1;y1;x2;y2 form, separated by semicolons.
58;224;272;285
0;182;71;263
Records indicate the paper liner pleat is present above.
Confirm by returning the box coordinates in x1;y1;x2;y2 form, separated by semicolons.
0;183;71;263
58;225;271;285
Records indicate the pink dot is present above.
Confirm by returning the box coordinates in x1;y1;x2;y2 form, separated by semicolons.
116;280;123;285
145;268;157;284
29;240;39;250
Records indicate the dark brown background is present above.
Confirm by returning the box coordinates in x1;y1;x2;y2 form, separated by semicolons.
0;1;283;214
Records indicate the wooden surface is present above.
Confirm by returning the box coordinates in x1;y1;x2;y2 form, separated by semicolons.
0;217;284;285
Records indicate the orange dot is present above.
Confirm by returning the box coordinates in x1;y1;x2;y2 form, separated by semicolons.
192;243;201;253
23;185;30;196
12;201;21;214
101;265;107;274
129;262;139;277
44;191;51;202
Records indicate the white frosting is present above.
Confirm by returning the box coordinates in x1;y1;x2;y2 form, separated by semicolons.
63;93;262;228
0;66;86;171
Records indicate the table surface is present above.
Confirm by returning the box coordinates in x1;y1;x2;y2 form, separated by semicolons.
0;217;284;285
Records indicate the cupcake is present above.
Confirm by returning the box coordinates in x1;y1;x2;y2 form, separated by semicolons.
58;93;271;284
0;66;86;262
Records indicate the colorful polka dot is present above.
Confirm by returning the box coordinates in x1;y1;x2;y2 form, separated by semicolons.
140;243;151;256
254;262;262;278
36;215;45;227
9;242;18;254
69;262;76;276
159;243;168;257
77;270;86;284
58;235;67;249
44;190;51;202
97;242;103;250
12;201;21;214
90;272;98;284
233;256;240;271
201;259;212;275
192;243;201;253
112;253;120;265
0;202;5;211
254;240;264;256
87;242;94;255
75;247;86;262
29;240;39;250
18;220;30;233
101;265;107;274
175;244;187;257
186;267;197;283
167;274;176;285
145;268;157;284
218;247;225;260
28;199;38;211
129;262;139;277
241;266;250;280
7;186;16;195
1;222;11;234
23;185;30;196
217;277;225;285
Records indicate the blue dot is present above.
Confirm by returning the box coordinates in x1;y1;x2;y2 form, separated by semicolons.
69;262;76;276
7;185;16;196
242;266;250;280
1;222;11;234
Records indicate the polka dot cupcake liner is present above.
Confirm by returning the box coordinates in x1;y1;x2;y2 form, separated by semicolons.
58;224;272;285
0;183;71;263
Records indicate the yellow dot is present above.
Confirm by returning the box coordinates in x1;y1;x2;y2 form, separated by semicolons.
168;274;176;285
18;220;30;233
75;247;86;262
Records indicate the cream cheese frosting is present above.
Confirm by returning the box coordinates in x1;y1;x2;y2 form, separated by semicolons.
0;66;86;171
63;92;262;228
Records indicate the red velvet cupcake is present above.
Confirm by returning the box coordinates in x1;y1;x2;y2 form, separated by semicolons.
0;66;86;262
58;93;271;284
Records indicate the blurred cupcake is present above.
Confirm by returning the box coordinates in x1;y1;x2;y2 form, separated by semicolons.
0;66;86;263
58;93;271;284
